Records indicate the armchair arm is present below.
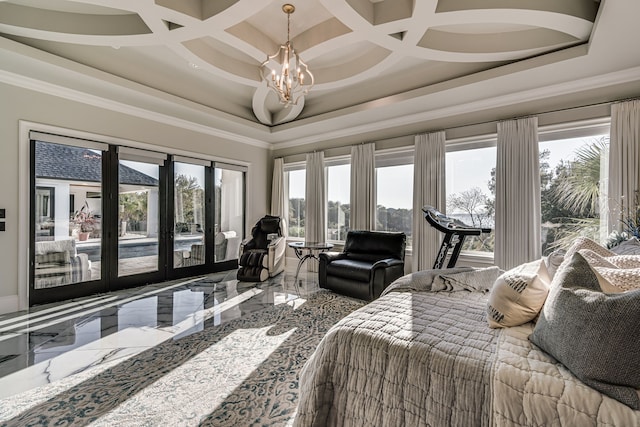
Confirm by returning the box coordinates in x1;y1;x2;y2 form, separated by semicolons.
318;251;346;264
371;258;404;270
267;236;287;274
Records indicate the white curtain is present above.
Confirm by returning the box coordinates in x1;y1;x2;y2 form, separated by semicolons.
609;99;640;231
305;152;326;272
412;131;446;272
494;117;541;270
350;143;376;230
305;152;326;243
270;157;288;237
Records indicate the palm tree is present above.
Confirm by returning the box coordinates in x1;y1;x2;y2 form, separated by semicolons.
547;137;608;250
553;137;608;216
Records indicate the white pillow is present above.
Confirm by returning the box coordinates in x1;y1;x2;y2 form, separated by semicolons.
578;249;640;292
486;259;551;328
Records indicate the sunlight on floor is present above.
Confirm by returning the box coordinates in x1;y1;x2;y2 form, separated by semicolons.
0;286;265;403
90;326;297;426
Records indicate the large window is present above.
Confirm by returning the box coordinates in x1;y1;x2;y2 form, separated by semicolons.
33;140;103;289
30;131;247;306
446;145;496;253
327;163;350;241
376;163;413;246
287;168;306;238
173;161;205;268
539;134;609;254
214;164;245;262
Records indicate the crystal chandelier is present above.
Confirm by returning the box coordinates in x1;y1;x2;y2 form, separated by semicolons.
259;4;314;107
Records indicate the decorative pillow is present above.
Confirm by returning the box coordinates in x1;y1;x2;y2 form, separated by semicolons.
577;249;640;292
486;259;550;328
610;237;640;255
530;252;640;409
564;236;615;261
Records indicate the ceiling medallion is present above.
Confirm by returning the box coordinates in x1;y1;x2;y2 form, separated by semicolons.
259;4;314;108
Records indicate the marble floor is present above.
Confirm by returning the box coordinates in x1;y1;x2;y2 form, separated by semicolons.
0;261;320;401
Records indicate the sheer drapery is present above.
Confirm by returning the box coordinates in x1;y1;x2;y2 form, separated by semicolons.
350;143;376;231
412;131;446;272
305;152;326;271
609;100;640;231
270;158;288;237
305;151;326;243
494;117;541;270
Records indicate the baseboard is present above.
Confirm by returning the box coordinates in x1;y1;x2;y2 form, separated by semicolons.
0;295;19;315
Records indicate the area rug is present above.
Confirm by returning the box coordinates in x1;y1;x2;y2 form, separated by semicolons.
0;290;366;426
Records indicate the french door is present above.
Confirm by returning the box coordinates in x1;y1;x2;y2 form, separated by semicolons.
29;134;245;306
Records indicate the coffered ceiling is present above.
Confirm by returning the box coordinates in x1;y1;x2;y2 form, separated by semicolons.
1;0;639;150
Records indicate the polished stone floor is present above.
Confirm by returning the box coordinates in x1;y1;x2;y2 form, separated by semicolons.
0;261;320;400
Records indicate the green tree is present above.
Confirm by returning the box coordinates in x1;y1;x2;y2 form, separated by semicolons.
544;137;608;251
175;174;203;228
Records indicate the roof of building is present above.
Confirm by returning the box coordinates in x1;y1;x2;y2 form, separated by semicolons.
35;141;159;186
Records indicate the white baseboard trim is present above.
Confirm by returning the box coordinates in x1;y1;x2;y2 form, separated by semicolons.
0;295;19;315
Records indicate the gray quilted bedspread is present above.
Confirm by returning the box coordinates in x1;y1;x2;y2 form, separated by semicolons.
294;290;498;427
294;285;640;426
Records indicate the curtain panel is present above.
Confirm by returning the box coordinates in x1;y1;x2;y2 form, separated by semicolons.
350;143;376;231
305;152;326;271
270;157;288;237
412;131;446;272
609;100;640;231
494;117;541;270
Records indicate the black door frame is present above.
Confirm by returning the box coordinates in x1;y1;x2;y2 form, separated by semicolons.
29;139;243;306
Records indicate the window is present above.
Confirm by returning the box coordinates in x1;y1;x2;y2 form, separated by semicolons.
287;168;306;238
539;133;609;254
446;145;496;253
214;164;246;261
326;163;350;241
173;161;206;267
33;140;104;288
376;163;413;246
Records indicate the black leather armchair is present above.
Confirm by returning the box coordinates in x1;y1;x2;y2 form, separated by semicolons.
319;230;406;301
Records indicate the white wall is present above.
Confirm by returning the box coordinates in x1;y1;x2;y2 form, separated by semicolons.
0;82;270;313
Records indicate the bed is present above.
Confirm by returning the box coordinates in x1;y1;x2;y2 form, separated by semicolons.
293;263;640;426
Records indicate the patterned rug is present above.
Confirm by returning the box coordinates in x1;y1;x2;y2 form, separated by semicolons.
0;290;366;426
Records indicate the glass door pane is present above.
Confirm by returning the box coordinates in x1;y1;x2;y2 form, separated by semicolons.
214;167;244;262
173;162;206;268
118;159;160;277
33;141;101;289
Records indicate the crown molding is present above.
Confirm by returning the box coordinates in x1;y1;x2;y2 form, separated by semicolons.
0;69;272;149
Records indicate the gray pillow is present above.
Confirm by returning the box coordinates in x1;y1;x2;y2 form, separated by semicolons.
530;252;640;409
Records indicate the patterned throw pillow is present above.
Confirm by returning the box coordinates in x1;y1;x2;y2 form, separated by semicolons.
564;236;615;261
530;252;640;409
578;249;640;292
486;259;551;328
